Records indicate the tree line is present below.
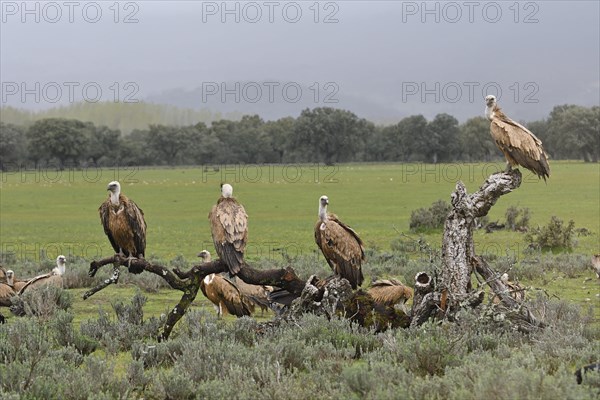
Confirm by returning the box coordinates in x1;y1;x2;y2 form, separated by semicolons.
0;105;597;169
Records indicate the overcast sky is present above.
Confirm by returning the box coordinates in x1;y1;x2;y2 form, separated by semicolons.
1;1;599;122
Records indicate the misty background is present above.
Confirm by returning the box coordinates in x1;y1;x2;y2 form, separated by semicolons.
1;1;598;125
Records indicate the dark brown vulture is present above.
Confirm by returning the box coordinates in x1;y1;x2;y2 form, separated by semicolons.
315;195;365;289
18;255;66;295
485;95;550;181
368;278;414;308
99;181;147;262
208;183;248;276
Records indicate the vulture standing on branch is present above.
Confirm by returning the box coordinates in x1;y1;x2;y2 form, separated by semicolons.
315;195;365;289
18;255;66;294
485;95;550;181
368;279;414;308
209;183;248;276
99;181;147;268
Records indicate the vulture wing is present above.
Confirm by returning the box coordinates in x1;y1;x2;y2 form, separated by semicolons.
315;213;365;289
209;198;248;276
368;279;413;306
123;196;147;258
99;199;120;254
0;283;17;307
490;112;550;180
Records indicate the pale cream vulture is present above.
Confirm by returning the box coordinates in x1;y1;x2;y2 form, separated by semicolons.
315;195;365;289
368;278;414;307
485;95;550;180
208;183;248;276
18;255;66;295
4;269;28;292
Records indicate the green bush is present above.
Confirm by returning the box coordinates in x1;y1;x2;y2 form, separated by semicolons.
505;205;532;231
526;216;577;252
409;200;451;232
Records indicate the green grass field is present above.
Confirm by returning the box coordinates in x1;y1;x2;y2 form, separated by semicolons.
1;161;598;264
1;162;599;398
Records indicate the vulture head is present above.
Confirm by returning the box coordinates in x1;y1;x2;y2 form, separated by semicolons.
107;181;121;204
221;183;233;198
485;95;498;120
500;273;509;283
5;270;14;286
54;255;66;276
197;250;212;263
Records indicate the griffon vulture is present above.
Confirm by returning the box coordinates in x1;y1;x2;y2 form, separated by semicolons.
18;255;66;295
209;183;248;276
99;181;147;264
4;269;28;292
368;279;414;308
200;273;253;318
485;95;550;180
315;195;365;289
198;250;270;315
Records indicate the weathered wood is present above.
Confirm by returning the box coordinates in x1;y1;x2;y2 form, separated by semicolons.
86;255;306;340
411;169;523;325
440;170;522;309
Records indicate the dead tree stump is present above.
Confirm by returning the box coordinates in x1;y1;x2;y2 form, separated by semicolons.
411;169;537;325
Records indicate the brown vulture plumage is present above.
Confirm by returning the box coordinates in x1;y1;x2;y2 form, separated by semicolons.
485;95;550;181
198;250;270;315
315;195;365;289
0;282;17;308
99;181;146;261
208;183;248;276
3;269;28;292
200;273;253;318
368;278;414;307
18;255;66;295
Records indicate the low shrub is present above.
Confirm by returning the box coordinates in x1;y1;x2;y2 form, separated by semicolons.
409;199;451;232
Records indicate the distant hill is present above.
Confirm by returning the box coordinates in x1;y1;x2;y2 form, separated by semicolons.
0;102;243;134
146;82;403;124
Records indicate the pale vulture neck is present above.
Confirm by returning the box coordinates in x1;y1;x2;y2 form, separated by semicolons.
6;274;14;286
110;190;120;205
319;204;328;222
485;103;496;121
55;262;66;275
